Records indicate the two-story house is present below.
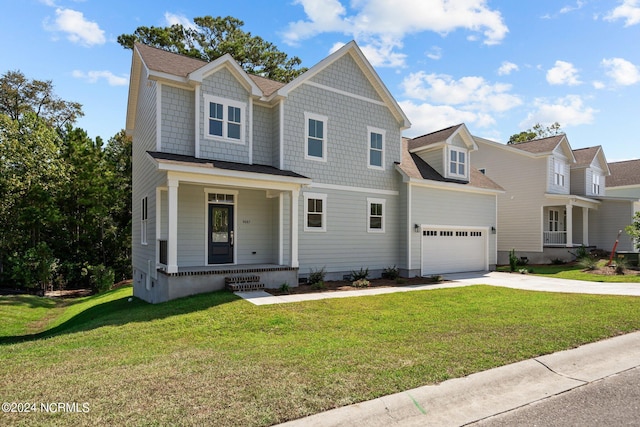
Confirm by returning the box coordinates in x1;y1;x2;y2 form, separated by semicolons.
126;42;502;303
605;159;640;253
472;134;639;264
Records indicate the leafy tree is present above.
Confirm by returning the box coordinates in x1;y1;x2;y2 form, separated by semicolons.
508;122;563;144
626;212;640;251
0;70;83;131
118;16;307;83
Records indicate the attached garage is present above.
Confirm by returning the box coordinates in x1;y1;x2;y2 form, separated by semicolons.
421;226;488;275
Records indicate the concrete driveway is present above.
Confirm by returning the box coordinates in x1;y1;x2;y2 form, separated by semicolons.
443;271;640;296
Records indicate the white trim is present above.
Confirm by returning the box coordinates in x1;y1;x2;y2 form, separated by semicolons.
203;94;247;144
279;100;284;169
304;112;328;162
309;182;398;196
141;195;149;245
155;83;162;151
447;146;468;179
195;85;201;157
155;188;162;268
407;183;413;272
278;193;284;265
248;97;253;164
303;192;327;232
396;169;503;195
367;126;385;170
303;81;387;106
291;189;299;268
204;188;239;266
367;197;385;233
167;179;178;273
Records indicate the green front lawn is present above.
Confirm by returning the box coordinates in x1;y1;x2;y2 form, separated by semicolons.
2;285;640;426
498;262;640;283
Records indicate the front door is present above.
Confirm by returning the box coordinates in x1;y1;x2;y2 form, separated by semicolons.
208;204;234;264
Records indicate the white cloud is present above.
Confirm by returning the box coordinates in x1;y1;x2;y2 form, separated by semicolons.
604;0;640;26
399;100;494;137
519;95;596;129
592;80;606;89
401;71;522;112
426;46;442;60
498;61;518;76
546;60;581;85
44;8;105;46
601;57;640;85
164;12;197;30
283;0;508;68
560;1;585;14
72;70;128;86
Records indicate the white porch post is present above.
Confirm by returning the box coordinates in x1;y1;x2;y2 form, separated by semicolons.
291;189;299;268
278;192;284;265
582;208;589;246
565;204;573;247
167;178;179;273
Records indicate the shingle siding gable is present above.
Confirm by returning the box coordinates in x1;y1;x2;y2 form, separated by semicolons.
308;54;383;102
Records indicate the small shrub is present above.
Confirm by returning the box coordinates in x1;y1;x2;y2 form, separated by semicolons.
311;281;326;290
308;267;326;285
578;256;598;271
395;278;407;285
551;258;566;265
86;264;115;294
518;268;528;274
614;257;628;275
382;265;399;280
508;249;518;272
430;274;443;283
279;282;290;293
516;257;529;266
349;267;369;281
352;279;370;288
575;245;589;259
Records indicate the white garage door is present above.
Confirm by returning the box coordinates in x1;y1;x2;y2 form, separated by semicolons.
421;227;487;275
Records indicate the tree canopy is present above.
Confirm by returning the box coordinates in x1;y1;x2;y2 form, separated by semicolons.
508;122;563;144
118;16;307;83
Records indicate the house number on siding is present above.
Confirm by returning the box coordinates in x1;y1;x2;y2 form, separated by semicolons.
243;220;251;224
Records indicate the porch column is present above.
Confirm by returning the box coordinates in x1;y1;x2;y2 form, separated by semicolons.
582;208;589;246
291;189;299;268
565;204;573;247
278;192;284;265
167;178;179;273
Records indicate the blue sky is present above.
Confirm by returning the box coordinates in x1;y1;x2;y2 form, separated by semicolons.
2;0;639;161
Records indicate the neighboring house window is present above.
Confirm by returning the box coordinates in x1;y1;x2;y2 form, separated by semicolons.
367;198;385;233
304;112;327;161
554;159;566;187
449;148;467;178
367;127;385;169
592;174;601;195
141;196;148;245
204;95;245;143
304;193;327;232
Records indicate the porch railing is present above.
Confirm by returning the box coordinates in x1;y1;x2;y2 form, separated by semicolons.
544;231;566;245
159;239;168;265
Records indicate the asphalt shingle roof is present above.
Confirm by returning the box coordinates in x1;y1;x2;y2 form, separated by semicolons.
607;159;640;187
407;124;463;152
572;146;601;167
509;134;565;154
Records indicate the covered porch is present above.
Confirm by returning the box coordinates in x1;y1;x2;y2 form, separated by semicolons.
543;194;600;248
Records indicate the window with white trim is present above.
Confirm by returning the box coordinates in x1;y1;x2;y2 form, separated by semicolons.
368;127;385;169
305;112;327;161
141;196;148;245
554;159;566;187
449;148;467;178
304;193;327;232
204;94;245;143
367;198;385;233
592;173;601;195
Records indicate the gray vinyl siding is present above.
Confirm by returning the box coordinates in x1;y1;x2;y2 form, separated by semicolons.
132;76;164;275
282;55;402;191
590;200;637;251
252;103;275;167
548;155;570;194
472;139;548;252
297;188;400;276
570;168;587;195
272;102;282;168
607;187;640;198
409;185;497;269
309;54;383;102
161;84;195;156
199;67;251;163
416;149;445;177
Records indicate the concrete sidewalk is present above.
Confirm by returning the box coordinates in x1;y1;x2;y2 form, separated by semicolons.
276;331;640;427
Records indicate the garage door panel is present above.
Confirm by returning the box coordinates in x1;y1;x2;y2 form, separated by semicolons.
422;228;486;275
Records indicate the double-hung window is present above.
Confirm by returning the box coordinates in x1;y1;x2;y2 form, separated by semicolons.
368;127;385;169
141;196;148;245
204;95;245;143
305;112;327;161
367;198;385;233
554;159;566;187
304;193;327;232
592;174;601;195
449;148;467;178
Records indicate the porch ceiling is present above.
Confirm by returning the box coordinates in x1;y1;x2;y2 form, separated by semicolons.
544;193;600;209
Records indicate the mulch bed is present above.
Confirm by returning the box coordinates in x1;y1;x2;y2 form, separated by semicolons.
265;276;440;296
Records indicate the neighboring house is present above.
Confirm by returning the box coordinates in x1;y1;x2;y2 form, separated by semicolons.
397;124;502;277
605;159;640;252
126;42;501;303
472;134;639;264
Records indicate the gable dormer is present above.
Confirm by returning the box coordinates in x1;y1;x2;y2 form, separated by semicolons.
407;124;477;182
571;146;610;197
